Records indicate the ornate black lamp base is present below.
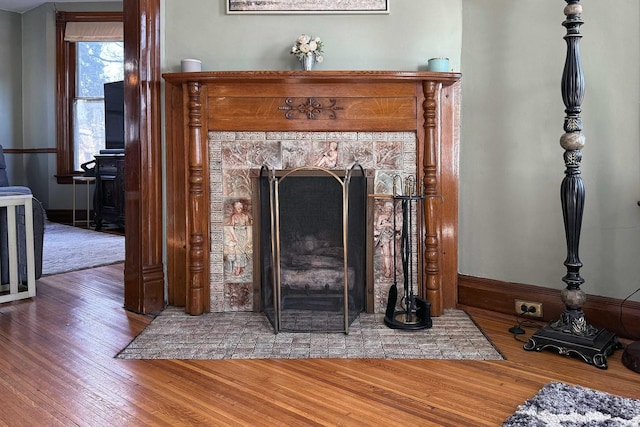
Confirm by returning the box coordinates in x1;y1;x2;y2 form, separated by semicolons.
384;297;432;330
524;325;622;369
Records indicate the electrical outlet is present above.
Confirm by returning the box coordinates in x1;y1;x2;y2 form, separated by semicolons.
514;300;543;318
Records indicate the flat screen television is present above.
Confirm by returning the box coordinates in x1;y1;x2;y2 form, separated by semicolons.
103;80;125;153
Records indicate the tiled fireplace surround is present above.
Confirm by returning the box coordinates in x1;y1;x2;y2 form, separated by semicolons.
210;130;417;313
163;71;461;317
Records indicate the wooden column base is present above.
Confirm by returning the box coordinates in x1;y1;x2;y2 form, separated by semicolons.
622;341;640;373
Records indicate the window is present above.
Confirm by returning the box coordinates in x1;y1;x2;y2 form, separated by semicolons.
55;12;124;183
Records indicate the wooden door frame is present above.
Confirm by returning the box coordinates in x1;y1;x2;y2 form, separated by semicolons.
123;0;164;314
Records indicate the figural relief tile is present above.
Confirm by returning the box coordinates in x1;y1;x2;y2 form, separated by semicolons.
247;140;281;168
223;198;253;282
223;169;252;198
342;140;374;169
312;141;340;169
224;283;253;311
281;140;312;169
222;140;280;169
374;140;403;170
223;198;252;227
221;140;249;169
373;198;403;282
223;228;253;283
374;171;399;195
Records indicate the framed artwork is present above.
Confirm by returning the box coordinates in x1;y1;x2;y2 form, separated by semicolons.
227;0;389;14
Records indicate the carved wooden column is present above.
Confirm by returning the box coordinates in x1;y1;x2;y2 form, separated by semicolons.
422;81;442;316
524;0;620;369
186;82;210;315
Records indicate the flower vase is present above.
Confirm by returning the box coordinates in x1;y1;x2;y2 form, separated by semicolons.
302;54;315;71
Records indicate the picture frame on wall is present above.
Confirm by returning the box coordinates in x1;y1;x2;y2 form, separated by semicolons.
227;0;389;14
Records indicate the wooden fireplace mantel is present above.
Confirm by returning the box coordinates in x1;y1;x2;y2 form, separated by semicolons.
163;70;461;316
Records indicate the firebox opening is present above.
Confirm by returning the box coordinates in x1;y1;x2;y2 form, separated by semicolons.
257;166;368;333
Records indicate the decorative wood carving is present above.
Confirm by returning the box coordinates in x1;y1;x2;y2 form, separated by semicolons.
279;97;344;120
163;71;461;316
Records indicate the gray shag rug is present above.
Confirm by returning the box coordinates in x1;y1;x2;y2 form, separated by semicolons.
42;221;125;275
116;307;504;360
503;382;640;426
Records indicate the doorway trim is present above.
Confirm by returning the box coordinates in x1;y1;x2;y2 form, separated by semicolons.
122;0;164;313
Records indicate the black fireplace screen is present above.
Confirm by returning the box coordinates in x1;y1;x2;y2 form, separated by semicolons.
258;165;366;333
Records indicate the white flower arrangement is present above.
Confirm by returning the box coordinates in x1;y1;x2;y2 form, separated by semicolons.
290;34;324;63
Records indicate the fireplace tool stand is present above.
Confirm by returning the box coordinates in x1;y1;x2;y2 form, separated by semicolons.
384;176;432;330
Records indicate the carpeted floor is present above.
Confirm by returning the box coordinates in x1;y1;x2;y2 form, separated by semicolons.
42;221;125;275
116;307;504;360
503;382;640;426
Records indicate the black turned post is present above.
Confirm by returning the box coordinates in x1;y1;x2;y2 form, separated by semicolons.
524;0;621;369
556;0;591;336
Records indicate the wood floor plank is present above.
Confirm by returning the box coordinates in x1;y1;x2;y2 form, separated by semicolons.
0;263;638;426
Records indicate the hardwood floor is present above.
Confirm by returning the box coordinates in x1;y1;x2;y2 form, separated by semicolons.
0;264;637;426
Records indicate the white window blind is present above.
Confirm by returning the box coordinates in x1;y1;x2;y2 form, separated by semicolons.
64;22;123;42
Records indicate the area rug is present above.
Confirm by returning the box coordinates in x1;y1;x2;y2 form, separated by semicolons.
503;382;640;426
116;307;504;360
42;221;125;275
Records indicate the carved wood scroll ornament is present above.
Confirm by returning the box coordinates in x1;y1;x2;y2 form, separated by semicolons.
279;97;344;120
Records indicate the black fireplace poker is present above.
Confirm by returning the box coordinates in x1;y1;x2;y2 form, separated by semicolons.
384;175;432;330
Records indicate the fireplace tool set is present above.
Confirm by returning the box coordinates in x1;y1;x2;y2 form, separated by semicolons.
384;175;432;330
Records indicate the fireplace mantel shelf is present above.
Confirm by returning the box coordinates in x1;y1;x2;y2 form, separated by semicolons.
164;70;461;316
164;70;461;82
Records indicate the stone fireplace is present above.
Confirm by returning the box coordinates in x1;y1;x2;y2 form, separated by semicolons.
163;71;461;317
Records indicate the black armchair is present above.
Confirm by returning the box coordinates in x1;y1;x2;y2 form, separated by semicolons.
0;145;45;284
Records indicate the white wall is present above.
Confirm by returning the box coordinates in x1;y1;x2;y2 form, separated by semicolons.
21;4;55;201
0;10;24;183
162;0;462;72
18;2;123;209
460;0;640;300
